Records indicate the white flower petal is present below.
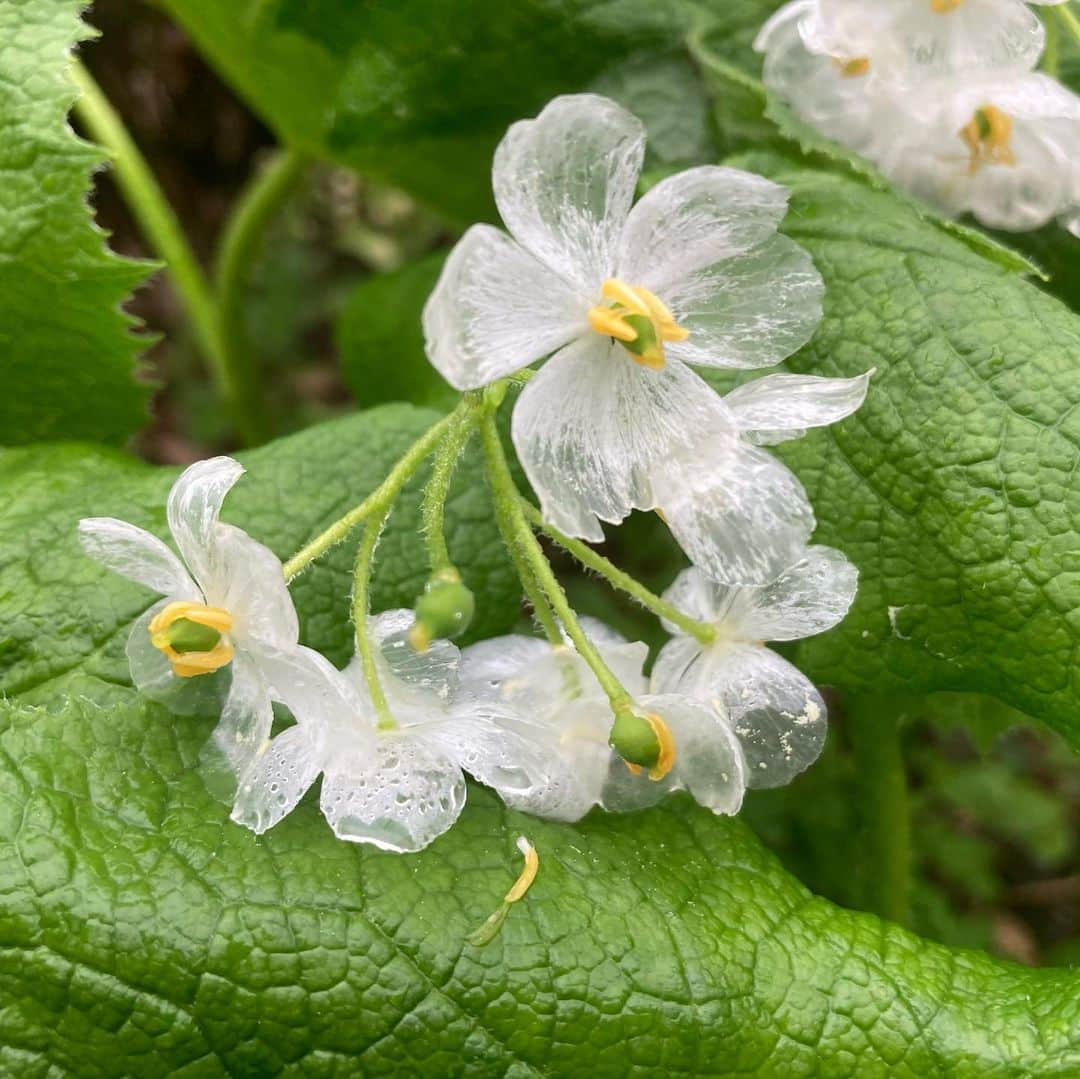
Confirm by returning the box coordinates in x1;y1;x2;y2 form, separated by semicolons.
659;440;815;586
650;633;707;696
126;601;227;716
739;546;859;641
421;225;585;390
371;609;459;702
493;93;645;289
258;644;370;738
78;518;198;598
706;645;827;789
512;335;736;541
211;651;274;774
231;723;324;835
725;370;872;445
320;734;465;853
207;523;299;648
603;694;747;815
617;166;791;292
166;457;244;587
458;634;553;697
663;235;824;371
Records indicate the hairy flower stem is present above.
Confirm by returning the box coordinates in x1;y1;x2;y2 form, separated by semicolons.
847;695;912;927
519;500;717;647
479;413;632;712
70;60;267;446
421;411;476;574
1044;8;1061;77
214;148;309;444
283;405;468;580
352;513;397;730
1058;3;1080;50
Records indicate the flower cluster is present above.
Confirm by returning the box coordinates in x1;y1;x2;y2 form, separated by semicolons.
79;95;869;854
756;0;1080;233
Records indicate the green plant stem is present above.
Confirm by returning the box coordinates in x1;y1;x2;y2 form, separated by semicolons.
352;512;396;729
1059;3;1080;49
421;412;475;574
1045;8;1061;77
847;695;912;927
479;412;631;710
70;60;263;445
283;406;465;580
519;499;717;647
214;148;309;444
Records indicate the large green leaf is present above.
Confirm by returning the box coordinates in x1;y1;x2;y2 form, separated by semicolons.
1;684;1079;1075
157;0;773;221
0;403;518;705
729;160;1080;746
0;0;151;446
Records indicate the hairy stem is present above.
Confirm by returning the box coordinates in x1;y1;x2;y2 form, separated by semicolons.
847;695;912;927
479;413;631;710
283;405;465;580
214;148;309;444
1058;3;1080;50
70;60;264;445
421;412;475;574
520;500;716;646
351;513;396;729
1044;7;1061;77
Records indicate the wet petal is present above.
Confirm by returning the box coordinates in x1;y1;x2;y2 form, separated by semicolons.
258;644;370;737
371;609;460;703
617;166;790;292
211;650;274;775
166;457;244;587
662;235;824;371
79;518;198;599
231;723;324;835
320;734;465;853
422;224;585;390
725;370;872;445
493;93;645;290
511;335;736;541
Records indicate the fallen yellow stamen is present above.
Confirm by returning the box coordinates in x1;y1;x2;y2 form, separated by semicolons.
587;277;689;370
148;600;235;678
960;104;1015;175
622;712;677;782
467;837;539;946
831;56;870;78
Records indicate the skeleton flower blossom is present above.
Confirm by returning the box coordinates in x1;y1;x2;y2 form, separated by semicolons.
651;546;857;787
805;0;1067;80
877;73;1080;231
79;458;299;772
422;92;865;585
459;620;747;820
232;611;559;852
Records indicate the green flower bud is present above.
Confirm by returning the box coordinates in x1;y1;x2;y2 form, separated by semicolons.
608;707;661;769
409;569;475;651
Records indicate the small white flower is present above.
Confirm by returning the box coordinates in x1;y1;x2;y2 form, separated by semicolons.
459;619;748;819
233;611;559;852
808;0;1066;81
651;546;858;788
423;92;839;584
877;72;1080;230
79;457;299;772
755;0;889;155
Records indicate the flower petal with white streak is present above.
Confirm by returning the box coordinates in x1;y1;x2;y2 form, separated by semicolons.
166;456;244;587
231;724;325;835
78;518;197;598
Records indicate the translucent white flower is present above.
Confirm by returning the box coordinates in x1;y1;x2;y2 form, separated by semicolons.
651;546;858;788
807;0;1066;80
755;0;891;155
232;611;559;852
877;72;1080;230
79;457;299;772
423;92;831;584
459;619;748;819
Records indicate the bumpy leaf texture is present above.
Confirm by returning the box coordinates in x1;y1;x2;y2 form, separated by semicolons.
0;0;151;445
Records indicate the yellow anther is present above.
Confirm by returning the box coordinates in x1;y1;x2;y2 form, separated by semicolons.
504;837;539;903
831;56;871;78
467;837;539;947
931;0;963;11
960;104;1016;175
587;277;689;370
148;600;235;678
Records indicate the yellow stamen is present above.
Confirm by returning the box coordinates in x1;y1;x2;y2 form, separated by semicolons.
622;712;677;782
148;600;235;678
467;837;539;946
960;104;1016;175
831;56;870;78
930;0;963;11
586;277;689;370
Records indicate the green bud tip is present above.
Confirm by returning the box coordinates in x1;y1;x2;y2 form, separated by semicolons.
161;617;222;655
410;569;475;651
